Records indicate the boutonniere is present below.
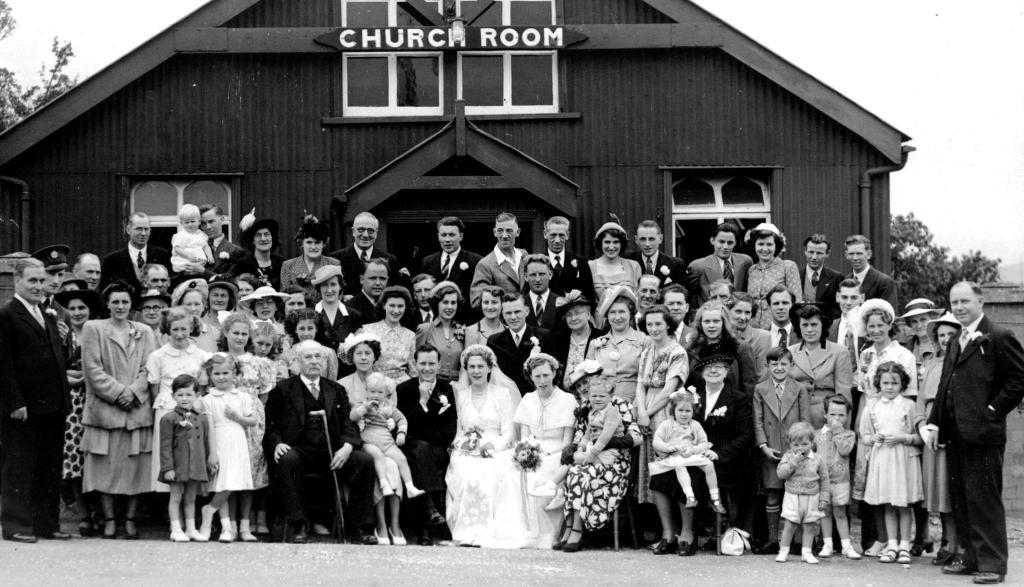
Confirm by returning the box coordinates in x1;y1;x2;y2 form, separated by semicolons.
592;336;608;350
127;323;143;341
176;418;194;429
529;336;540;347
45;308;58;318
459;261;469;271
218;251;230;260
453;323;466;343
570;258;578;268
710;406;728;418
659;265;670;276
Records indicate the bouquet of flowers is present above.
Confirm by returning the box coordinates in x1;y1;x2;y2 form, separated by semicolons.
512;437;543;472
455;426;491;457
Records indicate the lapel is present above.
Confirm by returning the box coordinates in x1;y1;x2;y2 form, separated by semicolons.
445;250;461;280
856;268;877;295
103;320;129;355
759;385;782;419
322;380;337;420
707;255;723;281
791;346;815;381
13;299;47;337
956;316;988;365
780;379;799;418
517;325;536;354
495;250;522;285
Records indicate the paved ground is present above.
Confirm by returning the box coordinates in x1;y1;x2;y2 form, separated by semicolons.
2;528;1022;586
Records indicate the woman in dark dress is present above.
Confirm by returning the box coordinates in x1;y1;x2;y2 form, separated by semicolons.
236;216;284;290
542;290;603;390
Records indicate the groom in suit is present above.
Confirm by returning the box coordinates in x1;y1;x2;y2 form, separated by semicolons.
543;216;594;300
628;220;686;288
420;216;482;304
488;293;547;395
470;212;527;308
685;221;753;309
801;234;843;320
0;258;71;543
923;282;1024;584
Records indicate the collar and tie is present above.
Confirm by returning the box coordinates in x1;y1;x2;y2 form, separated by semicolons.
552;254;563;272
775;382;785;398
777;327;788;349
512;330;523;347
308;379;320;399
360;249;371;263
959;329;972;351
30;302;45;327
440;253;451;277
136;250;145;269
723;258;734;282
534;294;545;318
645;256;655;275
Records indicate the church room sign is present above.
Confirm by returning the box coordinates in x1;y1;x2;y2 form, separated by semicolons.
315;26;587;52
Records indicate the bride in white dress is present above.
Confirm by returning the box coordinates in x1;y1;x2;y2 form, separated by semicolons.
445;345;519;546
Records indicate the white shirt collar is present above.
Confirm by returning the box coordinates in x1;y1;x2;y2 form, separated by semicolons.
644;252;660;266
770;322;791;338
211;235;224;249
853;266;870;282
962;314;984;337
300;374;321;389
510;325;527;339
14;293;37;311
128;243;147;255
532;290;549;306
704;387;723;418
493;246;522;269
443;248;461;262
547;250;563;265
806;266;820;278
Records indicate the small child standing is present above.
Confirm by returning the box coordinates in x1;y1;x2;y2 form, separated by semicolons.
754;348;811;549
170;203;214;273
159;374;218;542
776;421;830;564
648;391;725;513
196;353;256;543
814;394;860;559
861;361;923;565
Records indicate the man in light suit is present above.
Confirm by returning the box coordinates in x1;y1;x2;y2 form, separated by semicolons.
543;216;594;300
470;212;527;308
923;282;1024;584
419;216;482;304
0;258;71;543
685;221;753;309
843;234;898;308
523;255;558;332
487;293;547;396
200;204;252;280
99;212;172;293
628;220;687;288
328;211;404;297
801;234;843;321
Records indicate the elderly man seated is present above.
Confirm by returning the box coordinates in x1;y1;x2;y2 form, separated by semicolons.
263;340;377;544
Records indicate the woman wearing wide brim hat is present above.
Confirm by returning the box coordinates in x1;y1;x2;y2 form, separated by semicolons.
899;298;943;364
545;290;603;389
56;287;102;319
236;210;284;290
588;220;642;303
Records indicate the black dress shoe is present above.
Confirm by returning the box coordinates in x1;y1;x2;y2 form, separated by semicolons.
973;572;1005;584
426;510;447;527
677;541;697;556
3;532;38;544
290;530;308;544
943;559;979;575
652;538;678;555
41;531;72;540
354;530;378;545
417;536;434;546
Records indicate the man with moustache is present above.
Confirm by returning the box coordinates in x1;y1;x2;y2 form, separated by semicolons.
470;212;527;308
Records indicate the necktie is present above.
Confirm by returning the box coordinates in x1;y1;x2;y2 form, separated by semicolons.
31;304;45;327
775;383;785;399
361;250;370;263
844;325;855;357
424;310;433;323
513;331;522;347
137;250;145;269
41;298;50;312
811;270;820;288
959;330;971;351
723;258;734;282
645;256;654;275
777;328;788;349
534;295;544;318
553;255;563;272
440;254;451;277
309;379;320;399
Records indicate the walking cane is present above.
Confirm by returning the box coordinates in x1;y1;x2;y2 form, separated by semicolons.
309;409;347;543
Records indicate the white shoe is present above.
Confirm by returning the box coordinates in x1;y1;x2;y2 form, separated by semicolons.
391;532;407;546
380;484;395;497
776;552;788;563
188;529;207;542
843;546;862;560
170;529;189;543
863;541;886;557
376;530;391;545
312;523;331;536
218;526;235;543
802;552;820;564
818;544;833;558
404;483;425;499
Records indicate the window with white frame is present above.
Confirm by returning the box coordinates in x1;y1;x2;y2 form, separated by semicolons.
131;179;233;252
342;0;443;116
457;0;558;114
666;169;772;260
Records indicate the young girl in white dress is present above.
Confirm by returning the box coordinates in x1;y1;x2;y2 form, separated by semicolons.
861;361;924;565
196;353;255;543
170;203;214;273
649;390;725;512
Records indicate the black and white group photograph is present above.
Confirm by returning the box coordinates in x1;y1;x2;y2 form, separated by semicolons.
0;0;1022;585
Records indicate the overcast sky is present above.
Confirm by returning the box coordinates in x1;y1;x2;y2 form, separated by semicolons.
2;0;1022;269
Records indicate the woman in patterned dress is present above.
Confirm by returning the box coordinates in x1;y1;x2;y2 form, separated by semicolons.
744;223;802;330
360;286;417;383
279;214;340;304
220;313;276;540
559;360;641;548
56;287;101;536
416;281;466;382
585;285;646;403
635;305;689;506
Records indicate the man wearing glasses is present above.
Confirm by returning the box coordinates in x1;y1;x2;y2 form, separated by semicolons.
329;212;402;297
470;212;528;308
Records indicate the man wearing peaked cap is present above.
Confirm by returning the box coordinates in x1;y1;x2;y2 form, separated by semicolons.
31;245;71;319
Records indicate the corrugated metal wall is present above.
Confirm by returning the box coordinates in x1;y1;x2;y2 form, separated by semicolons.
2;4;893;270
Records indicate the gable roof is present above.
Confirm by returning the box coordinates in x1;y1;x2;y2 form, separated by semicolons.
0;0;909;166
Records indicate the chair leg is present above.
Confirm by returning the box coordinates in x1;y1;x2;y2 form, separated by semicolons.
625;497;638;549
613;510;620;552
715;511;723;555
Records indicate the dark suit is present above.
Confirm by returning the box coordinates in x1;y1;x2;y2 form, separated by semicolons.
207;237;252;279
548;250;595;300
99;245;171;293
329;246;401;297
685;253;753;309
348;292;381;325
853;267;898;308
627;251;687;289
420;248;483;303
314;305;364;352
928;316;1024;575
396;378;457;526
0;297;70;537
524;290;558;332
487;326;548;396
801;265;843;320
263;376;374;528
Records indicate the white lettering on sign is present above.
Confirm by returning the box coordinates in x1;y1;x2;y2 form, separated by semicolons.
339;29;357;49
385;28;404;49
522;28;540;47
406;28;424;49
480;28;498;48
362;29;382;49
428;28;447;48
320;26;575;51
500;28;518;46
544;27;563;47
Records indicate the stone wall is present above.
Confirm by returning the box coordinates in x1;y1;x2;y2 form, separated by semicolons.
983;284;1024;513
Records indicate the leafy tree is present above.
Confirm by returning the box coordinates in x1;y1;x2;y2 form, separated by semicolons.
890;212;1001;309
0;2;77;134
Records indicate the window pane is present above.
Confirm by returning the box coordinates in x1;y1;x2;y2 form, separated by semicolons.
347;57;390;107
397;57;440;107
133;181;178;216
672;176;715;207
510;54;552;106
722;176;765;205
346;1;388;27
183;181;230;216
510;0;554;25
462;55;504;106
674;218;718;261
468;0;503;26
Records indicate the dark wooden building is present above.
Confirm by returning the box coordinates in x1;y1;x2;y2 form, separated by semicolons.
0;0;910;273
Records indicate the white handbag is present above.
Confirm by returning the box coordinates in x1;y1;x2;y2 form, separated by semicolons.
719;527;751;556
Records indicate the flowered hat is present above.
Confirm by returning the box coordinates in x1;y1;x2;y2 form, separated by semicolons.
693;338;738;371
553;290;594;324
294;213;330;244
